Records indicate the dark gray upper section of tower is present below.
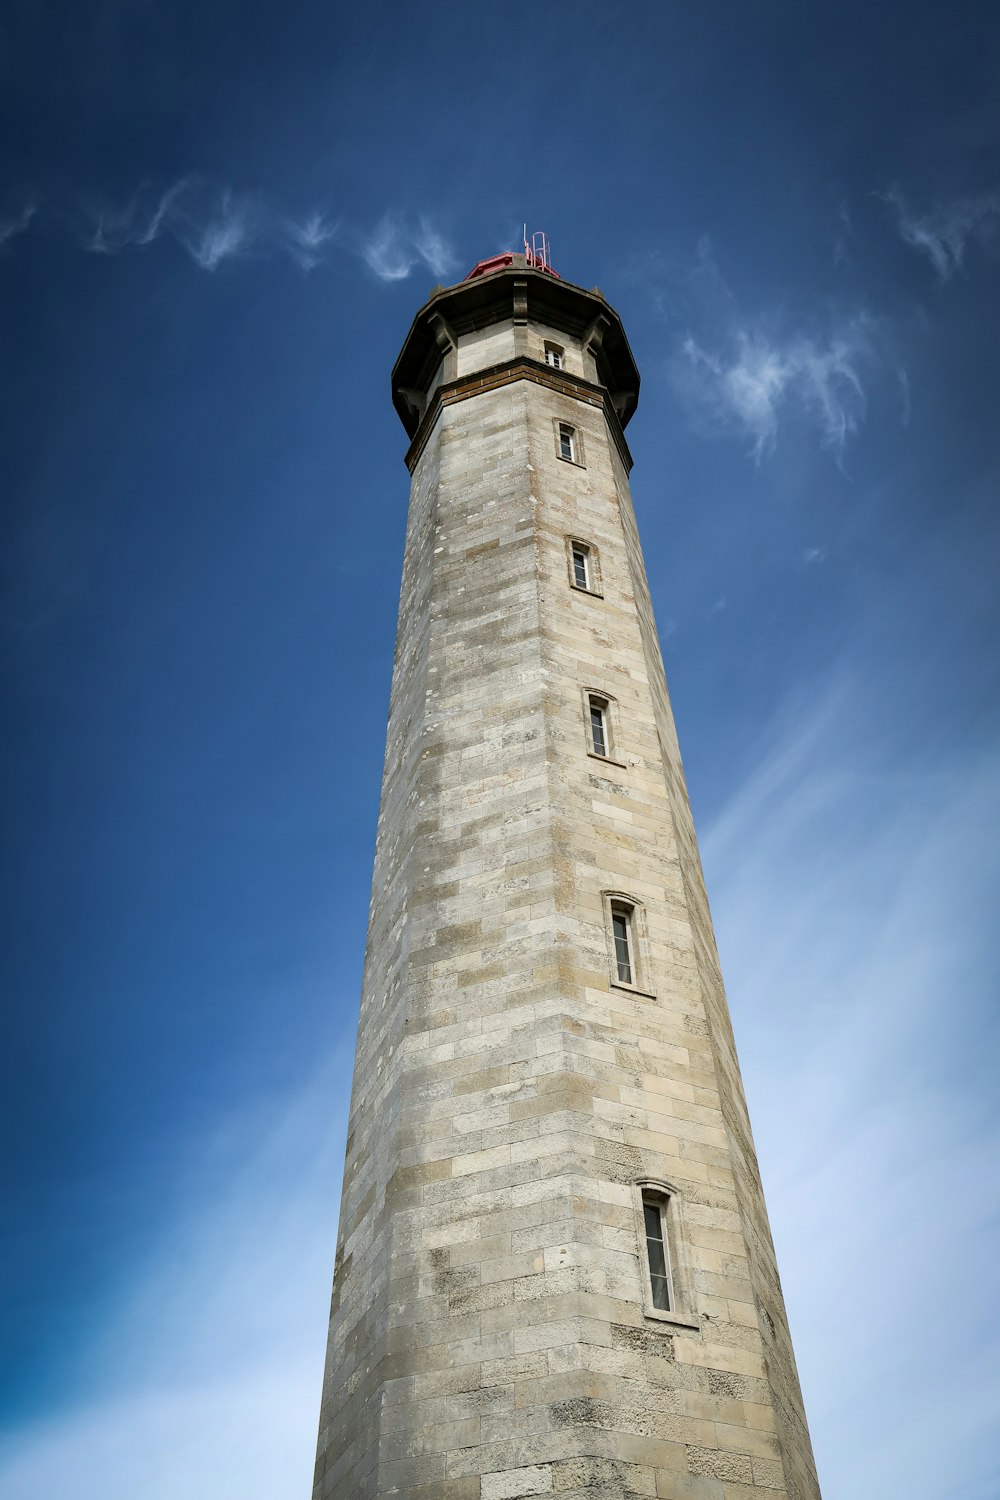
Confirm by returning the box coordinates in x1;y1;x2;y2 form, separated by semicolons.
391;255;641;439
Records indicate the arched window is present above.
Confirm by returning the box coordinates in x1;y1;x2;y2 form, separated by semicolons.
632;1179;700;1330
588;694;610;759
566;537;601;596
602;891;653;995
554;419;585;466
641;1189;674;1311
611;901;635;984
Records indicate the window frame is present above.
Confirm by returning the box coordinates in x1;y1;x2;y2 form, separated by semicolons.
642;1192;674;1312
565;537;602;597
544;341;565;370
589;695;610;759
632;1179;700;1331
581;688;625;768
601;891;654;997
554;420;584;466
612;904;634;985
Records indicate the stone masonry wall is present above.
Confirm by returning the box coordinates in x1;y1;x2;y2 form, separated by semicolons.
607;444;821;1500
312;415;441;1497
314;307;822;1500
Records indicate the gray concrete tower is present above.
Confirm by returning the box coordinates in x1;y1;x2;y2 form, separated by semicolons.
312;253;822;1500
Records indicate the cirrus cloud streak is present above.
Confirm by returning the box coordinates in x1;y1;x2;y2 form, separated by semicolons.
0;180;455;283
881;185;1000;281
679;318;874;463
0;203;37;249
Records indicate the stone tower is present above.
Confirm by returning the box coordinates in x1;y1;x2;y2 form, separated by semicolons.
312;251;822;1500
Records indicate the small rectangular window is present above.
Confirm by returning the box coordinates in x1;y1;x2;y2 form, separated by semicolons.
612;905;633;985
642;1193;673;1311
544;343;564;370
589;697;608;757
558;423;576;462
566;537;600;595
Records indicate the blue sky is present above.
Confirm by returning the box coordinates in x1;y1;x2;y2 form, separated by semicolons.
1;3;998;1496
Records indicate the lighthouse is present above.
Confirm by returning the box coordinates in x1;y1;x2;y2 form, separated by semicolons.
312;240;822;1500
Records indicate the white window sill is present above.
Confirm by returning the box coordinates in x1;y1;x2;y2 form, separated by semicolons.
642;1306;701;1332
610;979;657;1001
569;581;603;599
587;751;627;770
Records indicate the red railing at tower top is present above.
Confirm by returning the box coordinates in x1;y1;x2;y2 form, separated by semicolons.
524;229;554;274
464;229;560;282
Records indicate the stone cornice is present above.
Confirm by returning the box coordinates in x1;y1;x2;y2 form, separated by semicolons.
404;357;634;475
392;264;640;438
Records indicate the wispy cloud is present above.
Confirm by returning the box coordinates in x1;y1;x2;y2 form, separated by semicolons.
647;239;880;464
897;365;912;426
85;207;135;254
2;180;453;283
357;212;456;283
80;182;268;271
680;318;872;463
411;216;455;278
281;211;340;271
627;234;738;328
83;183;185;255
881;185;1000;281
833;197;853;269
0;202;37;249
142;180;189;246
170;188;259;271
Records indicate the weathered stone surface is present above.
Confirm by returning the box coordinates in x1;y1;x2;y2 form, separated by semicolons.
312;260;821;1499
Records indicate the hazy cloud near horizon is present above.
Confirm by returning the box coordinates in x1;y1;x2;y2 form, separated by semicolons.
0;1046;350;1500
705;680;1000;1500
0;667;995;1500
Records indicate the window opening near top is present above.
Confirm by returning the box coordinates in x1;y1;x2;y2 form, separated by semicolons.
589;698;608;758
612;905;633;984
559;424;576;462
643;1194;672;1311
572;545;590;590
545;344;564;370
